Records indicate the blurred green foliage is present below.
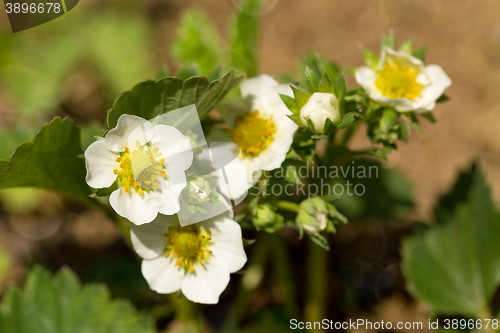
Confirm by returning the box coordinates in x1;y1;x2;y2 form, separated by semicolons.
230;0;262;78
0;265;155;333
403;165;500;318
0;11;154;120
172;10;224;76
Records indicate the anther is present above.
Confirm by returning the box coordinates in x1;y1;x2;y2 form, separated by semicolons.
175;260;182;267
116;157;121;162
189;265;194;273
163;171;167;177
207;250;212;254
150;175;157;181
124;146;129;152
138;188;143;196
113;169;119;174
152;147;159;154
159;158;165;164
124;185;129;193
165;253;170;258
199;260;204;266
135;140;140;148
152;182;159;189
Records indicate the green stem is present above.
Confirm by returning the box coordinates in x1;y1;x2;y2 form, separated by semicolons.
270;233;299;316
276;200;300;212
305;239;328;331
221;233;270;331
338;121;360;146
169;294;199;323
479;307;495;333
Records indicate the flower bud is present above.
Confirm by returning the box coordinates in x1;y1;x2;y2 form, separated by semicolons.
253;204;284;232
300;92;341;133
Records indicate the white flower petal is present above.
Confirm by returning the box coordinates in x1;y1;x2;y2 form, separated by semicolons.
153;167;187;215
216;153;252;200
354;66;377;90
151;125;193;171
84;140;119;188
416;102;436;114
240;74;279;101
380;46;425;71
251;112;298;171
181;257;230;304
142;254;185;294
411;65;451;110
208;217;247;273
105;115;154;152
109;188;159;225
252;83;294;112
130;215;178;259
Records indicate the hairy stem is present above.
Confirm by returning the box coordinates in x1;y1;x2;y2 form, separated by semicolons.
305;239;328;329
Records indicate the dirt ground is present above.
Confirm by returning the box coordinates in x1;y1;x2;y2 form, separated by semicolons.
153;0;500;221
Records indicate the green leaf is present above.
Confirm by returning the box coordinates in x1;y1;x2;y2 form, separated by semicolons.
172;10;224;76
304;66;319;93
399;37;414;54
433;163;477;224
282;160;301;184
291;86;312;109
436;93;450;103
0;265;155;333
279;93;300;114
287;113;303;127
318;72;334;94
360;46;379;69
107;69;243;130
413;46;427;61
381;31;396;50
420;112;437;124
230;0;262;77
334;75;346;101
307;232;330;251
337;112;359;129
334;75;347;115
402;167;500;317
0;118;94;205
301;51;341;84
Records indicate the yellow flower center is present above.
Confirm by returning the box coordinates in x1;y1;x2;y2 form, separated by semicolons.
164;225;212;273
230;111;276;157
375;60;424;100
113;140;167;196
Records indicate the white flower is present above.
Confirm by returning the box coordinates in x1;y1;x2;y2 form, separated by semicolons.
355;46;451;113
85;114;193;225
300;92;341;133
217;74;298;199
130;209;247;304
